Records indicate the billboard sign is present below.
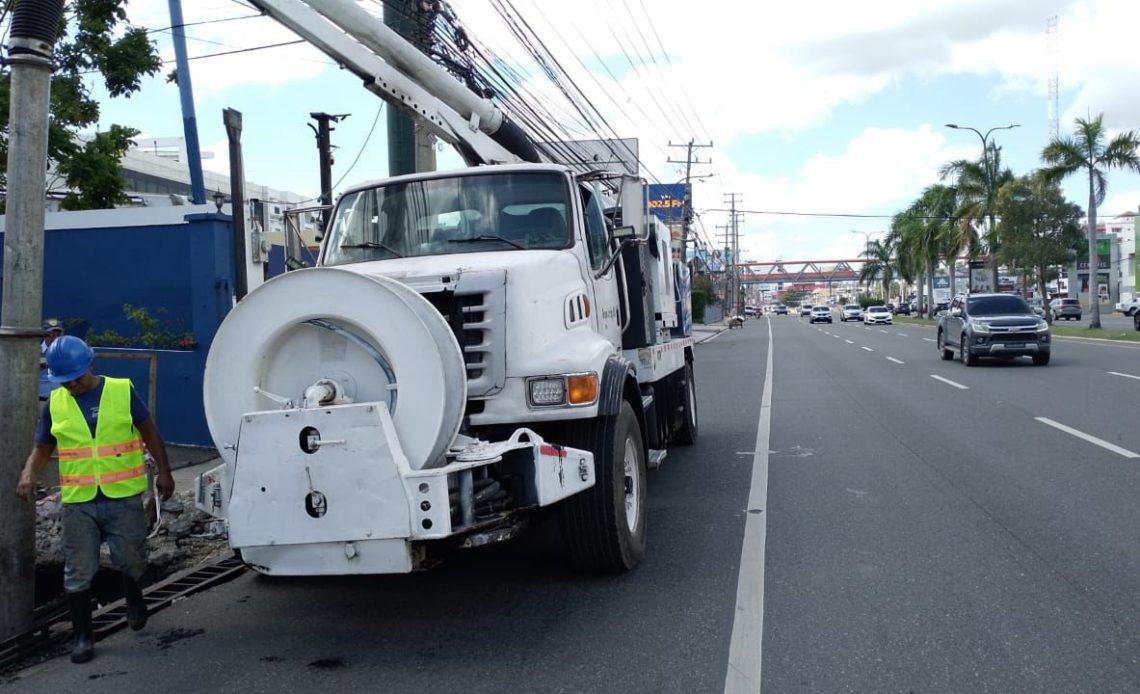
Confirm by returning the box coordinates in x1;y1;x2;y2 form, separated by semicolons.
646;183;690;224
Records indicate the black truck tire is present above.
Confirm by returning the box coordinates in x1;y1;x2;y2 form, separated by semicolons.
558;401;647;572
674;362;698;445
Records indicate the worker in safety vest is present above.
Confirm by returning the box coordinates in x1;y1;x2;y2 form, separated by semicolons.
15;336;175;664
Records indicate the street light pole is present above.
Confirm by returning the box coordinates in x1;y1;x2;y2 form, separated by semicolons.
945;123;1020;293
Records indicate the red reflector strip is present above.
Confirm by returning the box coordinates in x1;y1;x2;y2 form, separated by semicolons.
540;444;567;458
59;474;100;486
96;439;144;456
58;447;94;460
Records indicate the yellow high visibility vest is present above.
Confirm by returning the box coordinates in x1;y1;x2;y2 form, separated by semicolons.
50;377;147;504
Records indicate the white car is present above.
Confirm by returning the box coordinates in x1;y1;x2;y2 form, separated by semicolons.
1120;297;1140;316
840;304;863;322
863;305;892;325
809;306;833;323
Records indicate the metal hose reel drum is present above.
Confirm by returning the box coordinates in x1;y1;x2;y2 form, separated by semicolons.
204;268;467;471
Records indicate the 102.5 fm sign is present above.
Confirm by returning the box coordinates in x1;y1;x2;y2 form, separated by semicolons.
646;183;691;223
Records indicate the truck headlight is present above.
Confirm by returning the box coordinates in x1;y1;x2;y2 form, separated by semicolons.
527;373;598;408
969;320;991;334
1035;319;1049;332
528;378;567;406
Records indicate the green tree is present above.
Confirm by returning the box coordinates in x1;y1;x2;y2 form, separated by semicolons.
0;0;162;210
857;236;895;300
1041;114;1140;328
893;184;955;317
993;173;1083;322
941;144;1015;290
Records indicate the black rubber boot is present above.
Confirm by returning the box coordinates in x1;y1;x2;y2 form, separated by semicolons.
123;575;148;631
67;591;95;664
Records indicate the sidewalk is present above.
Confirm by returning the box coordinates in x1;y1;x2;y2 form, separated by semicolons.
693;321;730;343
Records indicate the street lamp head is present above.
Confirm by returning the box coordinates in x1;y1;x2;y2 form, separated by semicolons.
945;123;960;129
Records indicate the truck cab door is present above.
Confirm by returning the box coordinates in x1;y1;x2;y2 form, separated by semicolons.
946;296;965;346
579;185;622;347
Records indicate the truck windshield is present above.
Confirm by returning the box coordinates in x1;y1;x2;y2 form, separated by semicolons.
323;171;572;266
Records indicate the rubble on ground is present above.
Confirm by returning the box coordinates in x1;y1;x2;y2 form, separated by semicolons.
34;488;230;581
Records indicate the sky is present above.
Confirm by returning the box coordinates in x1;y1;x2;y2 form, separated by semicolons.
89;0;1140;264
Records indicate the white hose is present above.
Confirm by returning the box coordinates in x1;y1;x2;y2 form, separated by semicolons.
146;454;163;539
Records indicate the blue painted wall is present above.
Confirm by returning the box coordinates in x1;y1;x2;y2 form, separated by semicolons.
1;211;235;445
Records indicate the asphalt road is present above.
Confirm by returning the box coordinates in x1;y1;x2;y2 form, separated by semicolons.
9;317;1140;693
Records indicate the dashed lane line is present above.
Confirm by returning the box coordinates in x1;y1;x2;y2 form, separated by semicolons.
1108;371;1140;382
930;374;969;390
861;346;875;352
844;339;854;344
886;357;905;364
1035;417;1140;459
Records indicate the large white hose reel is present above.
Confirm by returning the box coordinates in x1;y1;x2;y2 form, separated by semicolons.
204;268;467;470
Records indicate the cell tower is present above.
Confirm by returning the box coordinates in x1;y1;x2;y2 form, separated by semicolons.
1046;16;1059;141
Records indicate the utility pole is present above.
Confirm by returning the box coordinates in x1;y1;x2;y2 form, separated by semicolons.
309;112;349;232
383;0;437;174
724;193;743;315
1;0;65;640
668;139;712;266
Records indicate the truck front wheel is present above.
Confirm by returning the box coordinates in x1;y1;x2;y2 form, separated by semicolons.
558;401;647;572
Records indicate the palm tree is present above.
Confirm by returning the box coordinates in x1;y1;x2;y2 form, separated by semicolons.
941;144;1014;291
1041;114;1140;328
858;237;895;300
893;185;956;317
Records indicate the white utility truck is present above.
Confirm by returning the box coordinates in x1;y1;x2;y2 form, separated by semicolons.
195;0;699;576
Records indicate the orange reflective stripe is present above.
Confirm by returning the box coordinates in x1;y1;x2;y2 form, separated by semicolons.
59;474;100;486
58;447;94;460
95;439;144;456
98;465;146;484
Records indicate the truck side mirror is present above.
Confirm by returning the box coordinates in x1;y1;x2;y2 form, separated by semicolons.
611;225;639;240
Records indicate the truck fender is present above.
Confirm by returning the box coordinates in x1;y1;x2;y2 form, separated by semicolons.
598;356;648;456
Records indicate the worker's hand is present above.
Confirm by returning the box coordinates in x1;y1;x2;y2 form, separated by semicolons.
156;470;175;502
15;470;36;502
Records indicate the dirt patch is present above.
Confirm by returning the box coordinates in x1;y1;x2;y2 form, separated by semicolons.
155;628;206;650
34;488;230;605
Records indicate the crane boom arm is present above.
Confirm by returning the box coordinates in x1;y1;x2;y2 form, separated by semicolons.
250;0;536;164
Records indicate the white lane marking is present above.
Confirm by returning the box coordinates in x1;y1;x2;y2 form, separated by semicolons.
833;334;841;339
922;338;936;343
844;339;854;344
1035;417;1140;459
725;315;775;693
1108;371;1140;382
880;329;889;333
861;346;874;352
886;357;905;364
930;374;968;390
897;333;909;337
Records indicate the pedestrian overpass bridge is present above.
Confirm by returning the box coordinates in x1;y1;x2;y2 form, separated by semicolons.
734;259;867;284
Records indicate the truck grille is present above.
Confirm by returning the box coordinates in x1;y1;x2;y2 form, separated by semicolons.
990;333;1036;344
419;271;506;398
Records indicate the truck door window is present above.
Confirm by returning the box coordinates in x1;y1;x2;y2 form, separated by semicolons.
581;187;608;271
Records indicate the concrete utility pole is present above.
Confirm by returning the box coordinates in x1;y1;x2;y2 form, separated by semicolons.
724;193;743;315
1;0;65;640
383;0;436;175
309;112;348;232
668;140;712;266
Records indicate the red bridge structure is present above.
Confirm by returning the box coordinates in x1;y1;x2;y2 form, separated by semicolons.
735;259;867;284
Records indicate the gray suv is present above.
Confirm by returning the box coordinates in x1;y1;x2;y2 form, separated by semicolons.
937;293;1051;366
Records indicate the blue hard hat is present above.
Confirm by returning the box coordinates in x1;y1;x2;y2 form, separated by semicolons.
45;335;94;383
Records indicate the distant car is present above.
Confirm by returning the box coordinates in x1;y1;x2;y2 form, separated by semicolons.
938;293;1050;366
1119;297;1140;317
864;306;892;325
1050;297;1081;321
809;306;833;324
774;304;789;315
893;302;912;316
744;305;758;317
800;304;813;317
932;302;950;317
840;304;863;322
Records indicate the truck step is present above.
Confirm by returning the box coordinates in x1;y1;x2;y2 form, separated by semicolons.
641;394;655;411
647;449;667;470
